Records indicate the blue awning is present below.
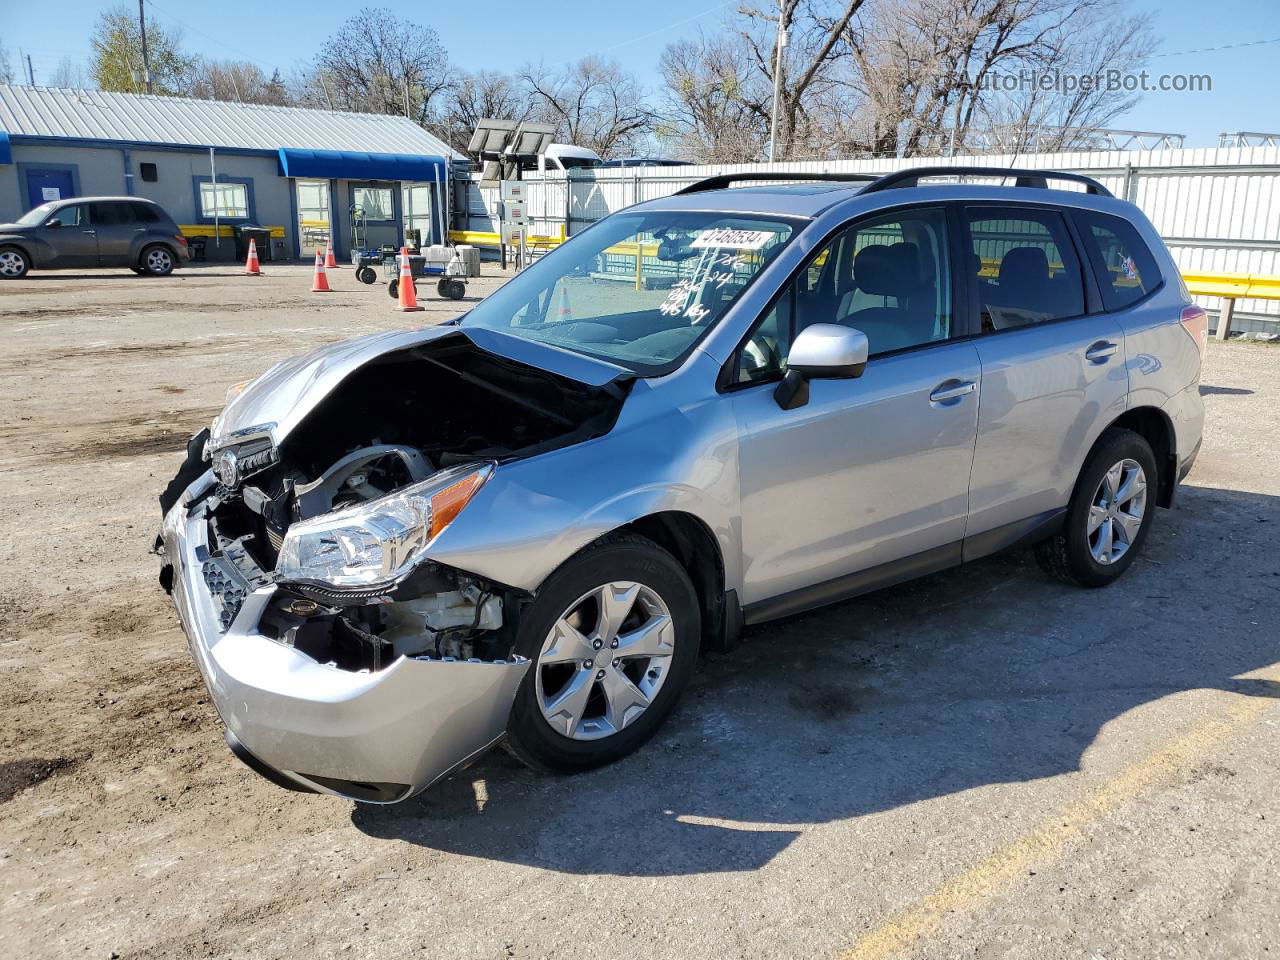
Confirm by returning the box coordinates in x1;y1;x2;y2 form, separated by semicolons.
0;131;11;165
277;148;445;182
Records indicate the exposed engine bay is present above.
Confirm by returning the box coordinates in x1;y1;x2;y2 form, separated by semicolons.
193;334;629;673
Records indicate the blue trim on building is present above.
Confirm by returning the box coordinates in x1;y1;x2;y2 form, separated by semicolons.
0;131;11;165
9;134;278;158
277;148;444;182
191;174;257;224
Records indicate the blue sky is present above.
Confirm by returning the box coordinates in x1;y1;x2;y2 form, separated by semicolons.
6;0;1279;146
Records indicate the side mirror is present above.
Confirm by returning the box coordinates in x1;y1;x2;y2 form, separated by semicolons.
44;219;62;229
774;323;869;410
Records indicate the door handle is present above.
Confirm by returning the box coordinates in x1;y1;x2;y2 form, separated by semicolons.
1085;340;1118;363
82;229;96;235
929;379;976;403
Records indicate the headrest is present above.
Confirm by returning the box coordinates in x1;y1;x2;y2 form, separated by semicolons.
855;244;915;297
999;247;1050;286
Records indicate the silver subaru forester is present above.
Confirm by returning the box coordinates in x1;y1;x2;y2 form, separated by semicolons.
158;167;1206;803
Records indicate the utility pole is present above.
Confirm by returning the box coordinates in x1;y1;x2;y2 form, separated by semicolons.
138;0;153;94
26;53;35;86
768;0;788;163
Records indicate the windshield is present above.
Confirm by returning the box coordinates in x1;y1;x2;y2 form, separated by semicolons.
461;211;798;374
16;202;57;226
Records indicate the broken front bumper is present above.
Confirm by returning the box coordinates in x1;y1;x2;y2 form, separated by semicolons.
159;473;529;803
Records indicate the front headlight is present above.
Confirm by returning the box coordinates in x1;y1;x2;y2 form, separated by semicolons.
275;463;494;589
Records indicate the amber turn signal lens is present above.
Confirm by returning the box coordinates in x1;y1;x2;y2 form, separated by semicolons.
429;471;487;539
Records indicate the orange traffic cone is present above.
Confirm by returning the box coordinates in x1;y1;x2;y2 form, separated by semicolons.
311;251;331;292
244;238;263;276
396;246;423;312
325;238;339;269
557;285;572;321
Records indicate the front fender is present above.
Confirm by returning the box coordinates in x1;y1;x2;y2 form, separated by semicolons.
424;363;744;595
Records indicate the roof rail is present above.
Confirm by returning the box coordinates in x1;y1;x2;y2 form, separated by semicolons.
674;172;879;195
860;165;1112;197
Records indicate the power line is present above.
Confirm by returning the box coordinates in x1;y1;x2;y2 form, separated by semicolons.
1150;35;1280;59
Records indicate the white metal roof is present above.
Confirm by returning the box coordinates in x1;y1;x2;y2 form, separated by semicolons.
0;85;458;158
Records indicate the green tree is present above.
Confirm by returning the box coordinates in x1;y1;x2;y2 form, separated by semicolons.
90;4;194;95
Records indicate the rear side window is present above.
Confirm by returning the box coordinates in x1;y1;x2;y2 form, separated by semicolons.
132;203;161;223
90;202;136;225
965;207;1085;330
1073;210;1163;310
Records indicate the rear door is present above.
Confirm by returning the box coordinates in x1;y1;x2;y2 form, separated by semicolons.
89;201;141;265
961;204;1128;542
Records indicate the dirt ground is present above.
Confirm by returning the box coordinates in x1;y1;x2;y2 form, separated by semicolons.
1;263;1278;960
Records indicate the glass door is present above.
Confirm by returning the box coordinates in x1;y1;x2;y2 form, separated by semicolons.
295;179;330;257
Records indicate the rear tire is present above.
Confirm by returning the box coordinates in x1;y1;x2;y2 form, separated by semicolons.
357;266;377;284
139;244;175;276
506;535;700;773
1036;427;1157;587
0;246;30;279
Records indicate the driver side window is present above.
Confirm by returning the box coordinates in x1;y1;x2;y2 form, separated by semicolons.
733;207;953;384
46;204;85;228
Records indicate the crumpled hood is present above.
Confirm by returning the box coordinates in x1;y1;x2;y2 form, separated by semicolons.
210;323;632;451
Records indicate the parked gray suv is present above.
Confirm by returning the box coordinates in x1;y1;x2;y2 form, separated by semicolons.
158;167;1206;803
0;196;189;278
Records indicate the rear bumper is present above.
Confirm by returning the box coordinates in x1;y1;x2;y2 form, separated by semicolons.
159;473;529;803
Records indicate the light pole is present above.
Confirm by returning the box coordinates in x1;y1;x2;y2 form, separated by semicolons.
768;0;789;163
138;0;152;94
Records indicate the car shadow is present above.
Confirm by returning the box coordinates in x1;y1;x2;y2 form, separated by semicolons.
351;485;1280;876
1199;385;1255;396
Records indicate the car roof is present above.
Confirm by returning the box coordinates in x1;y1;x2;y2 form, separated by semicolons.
55;196;161;204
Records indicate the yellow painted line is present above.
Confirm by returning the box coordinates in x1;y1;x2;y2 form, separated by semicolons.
836;673;1278;960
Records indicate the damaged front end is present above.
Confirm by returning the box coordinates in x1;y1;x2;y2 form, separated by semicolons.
157;329;631;802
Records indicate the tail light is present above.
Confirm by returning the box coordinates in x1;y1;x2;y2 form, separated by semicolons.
174;234;188;247
1180;305;1208;358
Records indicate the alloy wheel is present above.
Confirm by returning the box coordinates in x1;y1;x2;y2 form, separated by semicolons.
0;251;26;277
535;581;675;741
146;248;172;274
1087;458;1148;565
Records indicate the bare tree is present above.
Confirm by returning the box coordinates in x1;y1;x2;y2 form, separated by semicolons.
49;56;93;89
737;0;868;159
189;59;290;105
1;45;17;85
435;70;538;153
294;8;451;123
659;34;770;162
522;58;655;158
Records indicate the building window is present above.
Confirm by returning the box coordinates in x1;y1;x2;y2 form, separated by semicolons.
352;185;394;221
200;181;250;219
140;162;158;182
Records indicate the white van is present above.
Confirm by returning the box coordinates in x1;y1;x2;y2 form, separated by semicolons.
535;143;602;174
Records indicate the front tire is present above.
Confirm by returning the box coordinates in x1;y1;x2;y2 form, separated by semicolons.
506;535;700;773
0;246;30;279
1036;427;1157;587
139;244;175;276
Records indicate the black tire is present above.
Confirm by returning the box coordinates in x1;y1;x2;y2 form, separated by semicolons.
357;266;377;284
506;534;700;773
445;278;466;300
1035;427;1158;588
139;244;175;276
0;245;30;279
387;277;399;298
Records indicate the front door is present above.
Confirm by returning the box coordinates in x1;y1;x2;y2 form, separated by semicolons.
960;205;1129;539
24;168;75;209
34;202;97;267
729;206;981;608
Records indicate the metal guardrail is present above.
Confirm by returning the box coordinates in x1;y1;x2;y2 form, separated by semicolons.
1182;271;1280;339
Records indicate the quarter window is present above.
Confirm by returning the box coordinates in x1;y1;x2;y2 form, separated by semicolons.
199;182;249;219
734;207;954;384
965;208;1085;330
1074;210;1163;310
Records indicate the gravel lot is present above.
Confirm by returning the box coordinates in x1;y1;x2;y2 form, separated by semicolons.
1;263;1277;960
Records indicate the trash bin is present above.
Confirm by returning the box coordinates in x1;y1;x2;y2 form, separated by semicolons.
234;225;273;262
